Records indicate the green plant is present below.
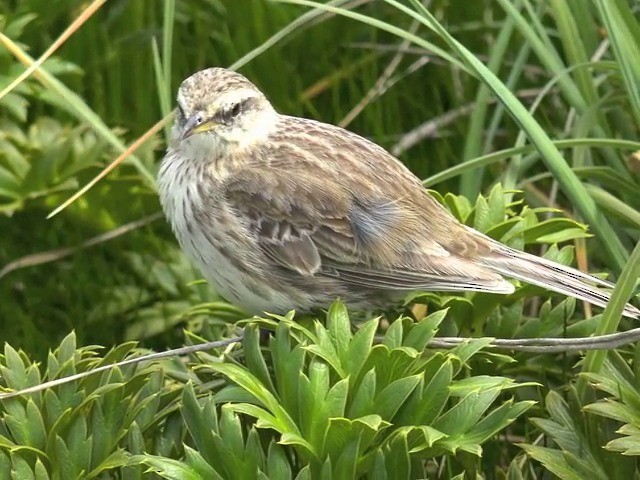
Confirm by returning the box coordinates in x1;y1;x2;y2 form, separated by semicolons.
0;333;181;479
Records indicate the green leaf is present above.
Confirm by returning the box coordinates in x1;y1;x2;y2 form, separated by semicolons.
184;446;223;479
52;435;77;479
374;375;421;421
333;437;360;480
396;359;452;426
346;318;378;379
463;400;534;444
368;450;387;480
33;458;50;480
324;415;387;463
1;344;29;391
384;425;448;455
594;0;640;126
604;424;640;455
522;218;588;244
583;400;640;425
433;387;503;437
10;453;35;480
348;369;376;418
181;383;219;467
246;428;266;472
450;339;494;368
327;301;352;361
294;465;312;480
219;406;246;464
306;325;347;378
202;362;299;436
403;310;446;352
325;378;349;418
449;376;513;396
86;450;130;478
385;433;410;480
519;445;595;480
129;453;211;480
442;192;474;222
243;324;276;394
267;442;292;480
270;324;304;420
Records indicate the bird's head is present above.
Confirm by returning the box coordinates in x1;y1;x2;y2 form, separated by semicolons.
172;68;278;156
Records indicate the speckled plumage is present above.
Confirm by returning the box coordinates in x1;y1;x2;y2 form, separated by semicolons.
158;67;639;318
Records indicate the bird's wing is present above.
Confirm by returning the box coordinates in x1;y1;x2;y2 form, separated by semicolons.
224;168;359;276
224;166;513;294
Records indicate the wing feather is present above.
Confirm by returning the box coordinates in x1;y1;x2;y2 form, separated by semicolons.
223;159;509;294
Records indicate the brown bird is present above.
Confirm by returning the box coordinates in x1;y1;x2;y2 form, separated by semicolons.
158;67;639;319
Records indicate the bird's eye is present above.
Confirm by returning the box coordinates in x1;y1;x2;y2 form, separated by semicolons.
229;102;242;118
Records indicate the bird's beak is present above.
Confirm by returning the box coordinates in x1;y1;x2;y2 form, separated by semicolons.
182;115;218;140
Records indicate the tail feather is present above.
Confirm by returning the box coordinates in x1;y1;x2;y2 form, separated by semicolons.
483;244;639;319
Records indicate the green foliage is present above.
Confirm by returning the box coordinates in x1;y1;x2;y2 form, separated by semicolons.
0;308;534;478
583;352;640;457
0;333;182;479
190;305;533;478
413;184;601;344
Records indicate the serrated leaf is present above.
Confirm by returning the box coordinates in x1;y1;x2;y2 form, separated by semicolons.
604;432;640;455
86;449;129;478
180;382;218;466
279;432;317;458
583;400;640;425
219;406;245;462
450;338;494;368
246;428;266;469
536;228;592;244
473;194;491;232
270;324;304;419
33;458;50;480
519;445;582;480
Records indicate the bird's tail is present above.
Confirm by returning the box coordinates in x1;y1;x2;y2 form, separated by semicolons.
480;238;639;319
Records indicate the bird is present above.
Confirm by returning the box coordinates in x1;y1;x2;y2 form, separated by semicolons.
158;67;639;319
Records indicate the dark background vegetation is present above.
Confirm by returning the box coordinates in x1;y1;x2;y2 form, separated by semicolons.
1;0;639;478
